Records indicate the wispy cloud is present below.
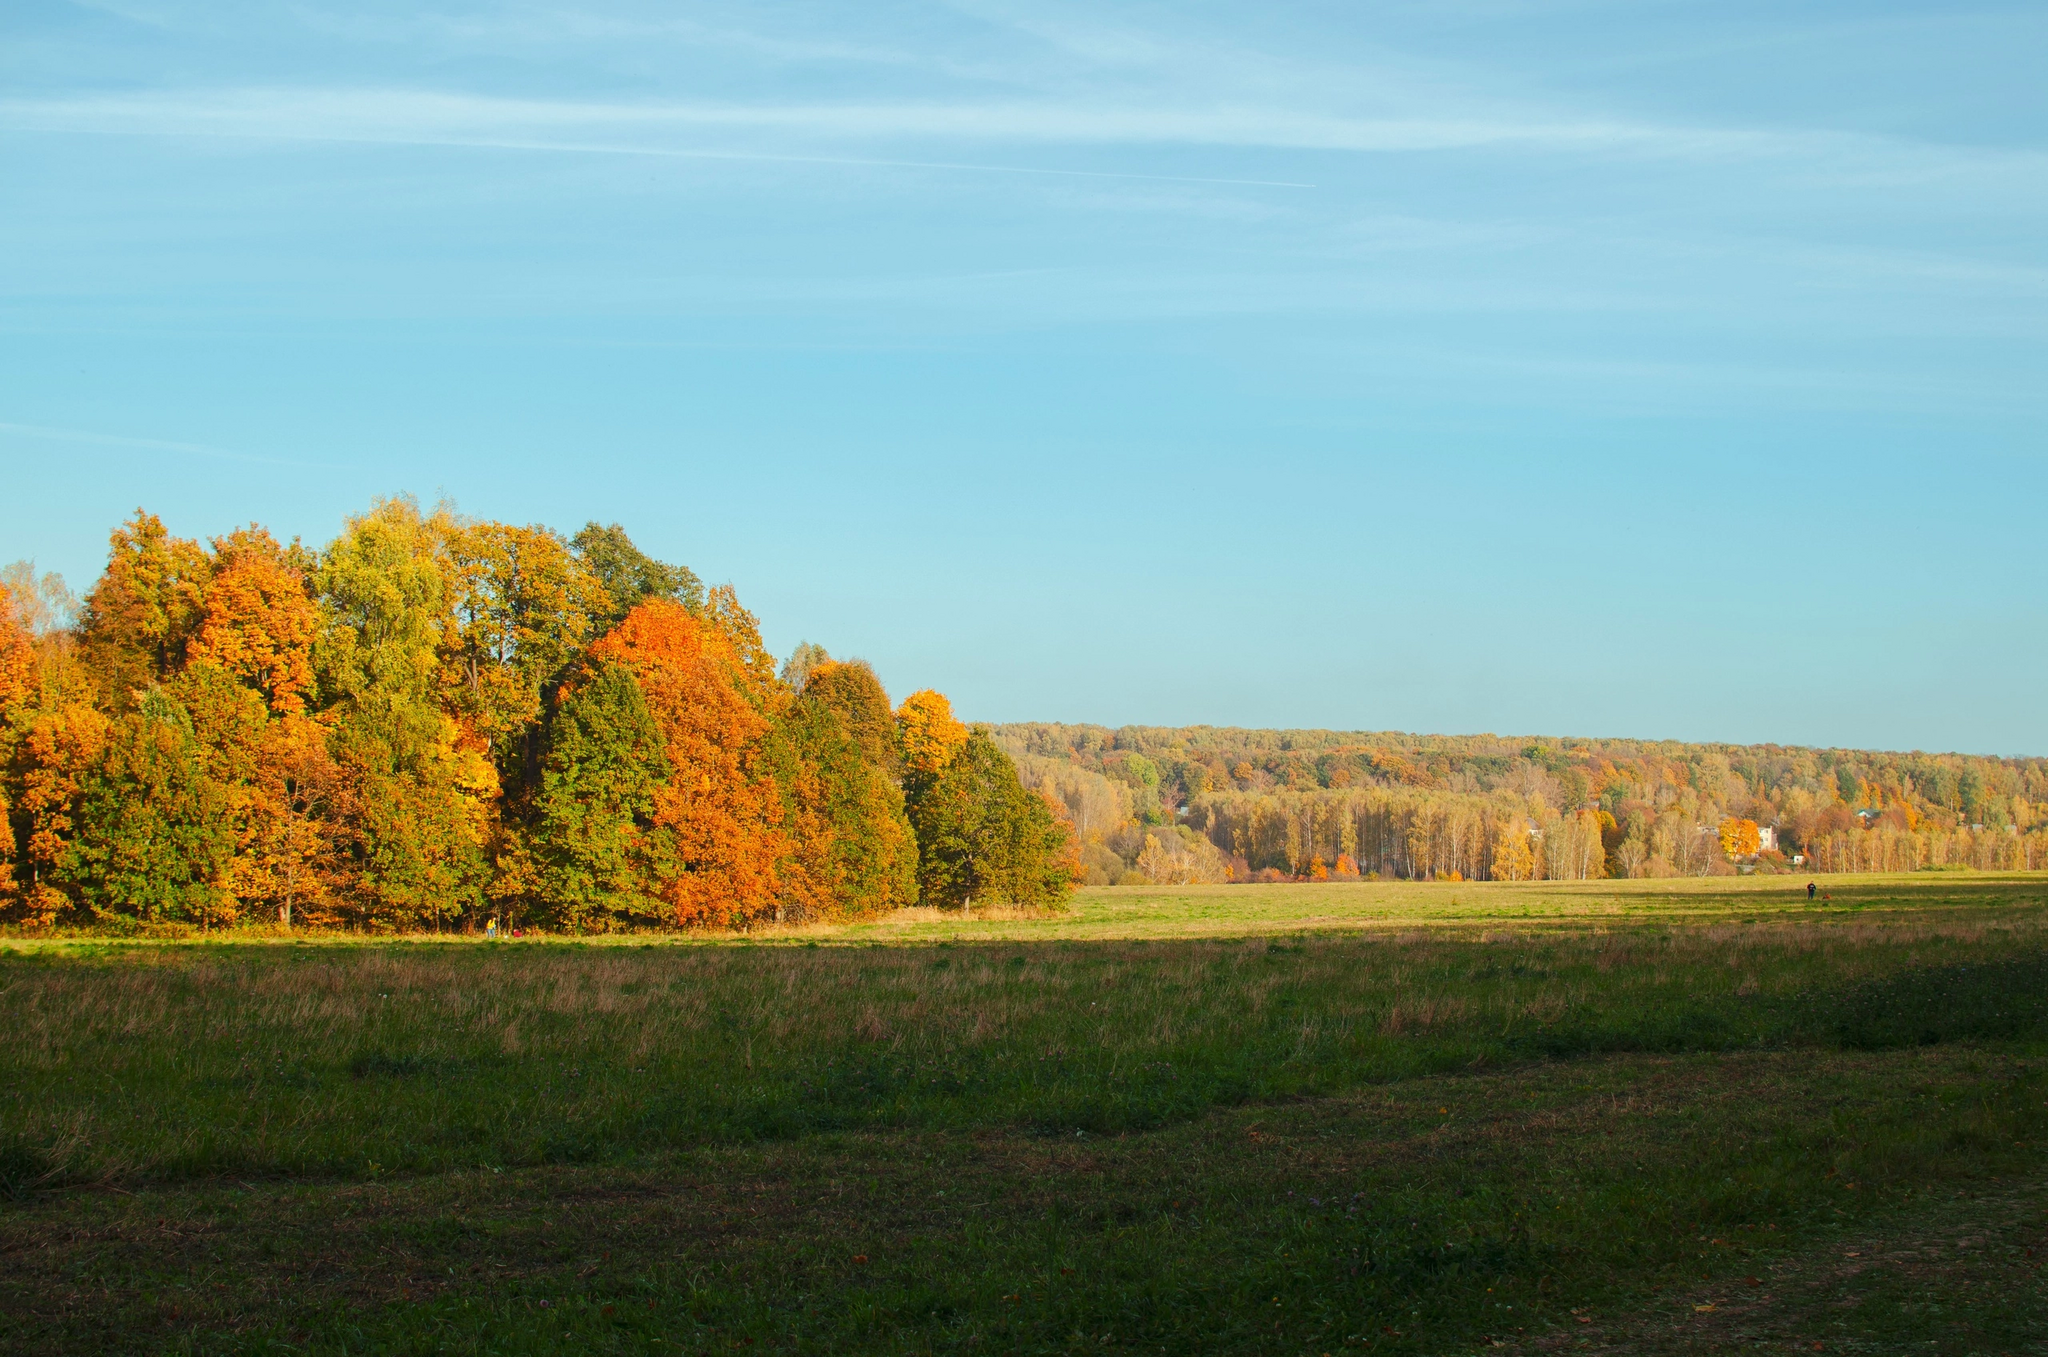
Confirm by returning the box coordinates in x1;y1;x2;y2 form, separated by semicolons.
284;6;936;69
0;85;1808;157
8;84;2044;196
0;91;1321;187
0;420;342;469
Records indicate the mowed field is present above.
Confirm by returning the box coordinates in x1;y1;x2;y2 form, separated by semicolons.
3;876;2046;1355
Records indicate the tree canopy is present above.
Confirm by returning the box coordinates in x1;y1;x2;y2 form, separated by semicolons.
1;501;1070;931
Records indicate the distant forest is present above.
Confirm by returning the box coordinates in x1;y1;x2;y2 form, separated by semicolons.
0;501;1071;932
995;724;2048;885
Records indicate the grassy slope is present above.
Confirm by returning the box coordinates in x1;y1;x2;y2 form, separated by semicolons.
2;875;2045;1354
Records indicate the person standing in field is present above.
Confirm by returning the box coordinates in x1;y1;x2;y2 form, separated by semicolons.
1807;881;1817;900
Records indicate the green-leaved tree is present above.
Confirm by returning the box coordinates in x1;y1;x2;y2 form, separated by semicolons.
771;691;917;922
57;687;233;924
315;498;493;930
572;523;703;628
533;661;673;929
905;728;1073;910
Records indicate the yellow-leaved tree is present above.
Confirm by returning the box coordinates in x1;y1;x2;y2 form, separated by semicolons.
897;689;969;778
1490;818;1536;881
1718;817;1761;858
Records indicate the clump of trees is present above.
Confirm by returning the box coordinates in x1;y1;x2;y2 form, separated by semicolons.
997;722;2048;882
0;501;1074;931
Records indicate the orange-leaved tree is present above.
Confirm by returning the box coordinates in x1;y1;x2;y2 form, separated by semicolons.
0;582;31;709
188;532;338;924
0;582;31;903
2;573;105;923
9;700;108;924
186;527;318;715
587;597;784;927
1718;817;1761;858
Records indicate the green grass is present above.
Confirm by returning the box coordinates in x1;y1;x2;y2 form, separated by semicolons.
3;875;2046;1354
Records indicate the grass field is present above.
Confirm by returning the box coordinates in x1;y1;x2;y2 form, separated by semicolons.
3;875;2046;1354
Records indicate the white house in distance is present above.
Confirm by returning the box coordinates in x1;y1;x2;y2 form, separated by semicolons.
1758;825;1778;853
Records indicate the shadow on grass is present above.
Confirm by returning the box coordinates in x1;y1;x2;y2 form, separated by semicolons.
1503;951;2048;1060
6;937;2047;1189
1832;954;2048;1049
0;1140;61;1200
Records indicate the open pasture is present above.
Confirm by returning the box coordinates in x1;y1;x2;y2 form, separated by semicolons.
3;875;2046;1354
812;872;2048;941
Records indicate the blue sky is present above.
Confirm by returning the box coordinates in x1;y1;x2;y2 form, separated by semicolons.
4;1;2044;753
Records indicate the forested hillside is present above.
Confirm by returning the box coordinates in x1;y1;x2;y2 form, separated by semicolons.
0;500;1072;932
995;724;2048;885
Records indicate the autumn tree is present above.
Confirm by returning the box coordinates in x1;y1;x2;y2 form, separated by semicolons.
444;518;607;791
2;570;103;924
587;598;784;927
1542;809;1608;880
315;498;494;929
249;708;340;927
314;499;451;745
1718;817;1761;858
897;689;969;779
0;562;76;643
768;690;917;922
76;511;212;709
1489;818;1535;881
702;585;780;695
0;583;30;904
780;641;831;692
0;582;31;712
13;525;337;928
5;697;106;924
182;530;336;924
186;528;318;714
1135;824;1226;885
1611;810;1653;878
804;659;900;777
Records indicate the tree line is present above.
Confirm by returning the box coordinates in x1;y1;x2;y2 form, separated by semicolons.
0;500;1074;931
996;723;2048;881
